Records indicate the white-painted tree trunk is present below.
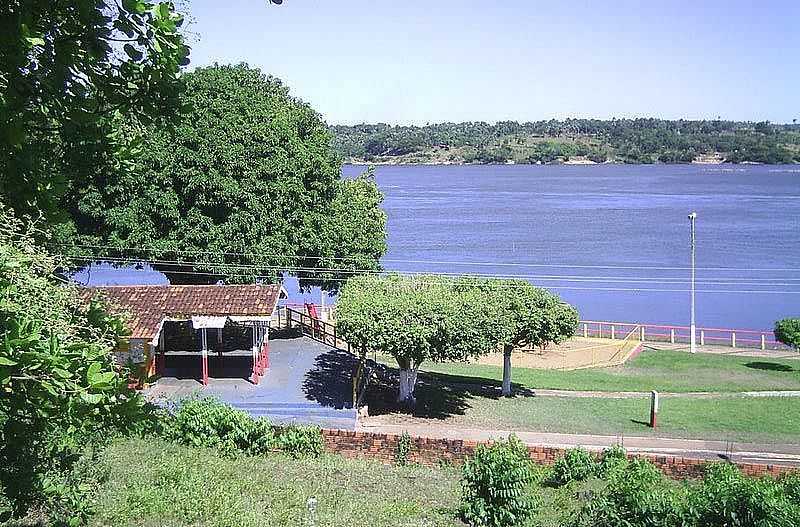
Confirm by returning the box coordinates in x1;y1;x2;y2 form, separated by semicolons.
398;366;419;406
502;345;513;397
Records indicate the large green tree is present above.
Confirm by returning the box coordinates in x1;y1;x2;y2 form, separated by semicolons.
0;1;190;240
336;274;505;405
486;281;579;396
68;64;386;287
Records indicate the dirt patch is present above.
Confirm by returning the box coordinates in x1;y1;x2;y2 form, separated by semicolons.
474;337;624;369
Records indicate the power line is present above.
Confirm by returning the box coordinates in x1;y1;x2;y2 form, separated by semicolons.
61;254;800;287
68;260;800;295
54;243;800;273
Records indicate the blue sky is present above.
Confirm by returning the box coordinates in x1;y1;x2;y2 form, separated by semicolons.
185;0;798;125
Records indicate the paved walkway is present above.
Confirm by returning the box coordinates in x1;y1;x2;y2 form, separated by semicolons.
359;423;800;467
144;335;358;429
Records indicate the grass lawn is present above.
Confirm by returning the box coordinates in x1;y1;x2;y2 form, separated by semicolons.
92;438;603;527
416;348;800;393
92;438;462;527
429;394;800;444
366;352;800;444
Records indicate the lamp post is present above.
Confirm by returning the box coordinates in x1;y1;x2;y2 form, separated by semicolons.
688;212;697;353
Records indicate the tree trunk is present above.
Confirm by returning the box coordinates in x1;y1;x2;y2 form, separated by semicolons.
397;365;419;407
502;344;513;397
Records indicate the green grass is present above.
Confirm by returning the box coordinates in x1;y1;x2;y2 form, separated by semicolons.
91;438;462;527
436;394;800;444
417;349;800;393
368;351;800;443
92;438;600;527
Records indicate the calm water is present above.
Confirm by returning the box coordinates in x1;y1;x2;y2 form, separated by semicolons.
77;164;800;330
343;164;800;329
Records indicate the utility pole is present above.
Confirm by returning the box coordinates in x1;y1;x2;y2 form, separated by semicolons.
689;212;697;353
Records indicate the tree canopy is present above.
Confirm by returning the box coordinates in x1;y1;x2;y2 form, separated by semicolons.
0;0;190;240
336;274;503;404
66;64;387;287
474;279;578;395
331;119;800;165
0;204;142;524
775;318;800;351
336;274;578;404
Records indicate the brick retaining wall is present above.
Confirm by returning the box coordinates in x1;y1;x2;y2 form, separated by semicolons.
322;429;795;479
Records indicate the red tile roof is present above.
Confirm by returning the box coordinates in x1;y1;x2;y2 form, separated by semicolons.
80;285;284;340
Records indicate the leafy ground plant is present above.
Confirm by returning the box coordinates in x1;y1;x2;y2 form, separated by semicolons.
551;448;598;486
275;424;325;459
460;435;534;527
395;431;413;466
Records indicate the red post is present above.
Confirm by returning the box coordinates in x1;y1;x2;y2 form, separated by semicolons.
201;351;209;386
251;357;260;385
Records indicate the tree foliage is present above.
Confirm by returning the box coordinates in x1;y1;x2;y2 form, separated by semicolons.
774;318;800;351
0;204;142;524
68;64;386;287
336;274;577;404
332;119;800;165
462;279;578;396
0;0;190;240
336;274;502;404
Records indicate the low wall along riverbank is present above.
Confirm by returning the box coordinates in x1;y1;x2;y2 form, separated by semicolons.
321;429;796;480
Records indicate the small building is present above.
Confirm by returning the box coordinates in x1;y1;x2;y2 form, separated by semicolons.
81;284;286;386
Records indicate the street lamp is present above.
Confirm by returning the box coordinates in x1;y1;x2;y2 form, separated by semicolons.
688;212;697;353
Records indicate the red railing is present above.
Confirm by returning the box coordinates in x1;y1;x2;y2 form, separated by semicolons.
578;320;791;351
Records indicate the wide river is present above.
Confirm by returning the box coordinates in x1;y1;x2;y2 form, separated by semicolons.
341;163;800;330
77;164;800;330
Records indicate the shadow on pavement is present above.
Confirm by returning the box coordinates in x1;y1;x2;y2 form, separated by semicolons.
303;348;534;420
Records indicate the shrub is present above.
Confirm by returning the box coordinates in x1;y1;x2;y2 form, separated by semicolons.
460;435;534;527
597;444;628;479
165;398;275;456
781;472;800;502
687;463;800;527
551;448;598;486
395;431;413;466
574;458;685;527
275;425;324;459
775;318;800;350
0;206;144;525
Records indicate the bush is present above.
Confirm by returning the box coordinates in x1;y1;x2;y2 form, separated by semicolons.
574;458;685;527
0;206;144;525
395;431;413;466
275;424;324;459
164;398;275;456
460;435;534;527
687;463;800;526
551;448;598;486
775;318;800;350
596;444;629;479
781;472;800;502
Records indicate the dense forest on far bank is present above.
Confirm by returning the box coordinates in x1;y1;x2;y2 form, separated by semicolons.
331;119;800;165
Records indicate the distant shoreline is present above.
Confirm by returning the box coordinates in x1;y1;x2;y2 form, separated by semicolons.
342;158;784;167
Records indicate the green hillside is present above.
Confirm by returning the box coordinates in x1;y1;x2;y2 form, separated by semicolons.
331;119;800;165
